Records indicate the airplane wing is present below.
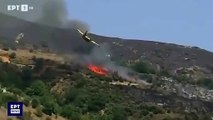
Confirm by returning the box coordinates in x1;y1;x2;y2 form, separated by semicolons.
85;36;91;40
77;29;84;35
91;41;100;47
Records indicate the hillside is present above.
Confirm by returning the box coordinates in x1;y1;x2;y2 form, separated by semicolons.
0;13;213;72
0;13;213;120
0;54;212;120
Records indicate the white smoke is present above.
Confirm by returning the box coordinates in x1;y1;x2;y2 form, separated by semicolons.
70;43;150;85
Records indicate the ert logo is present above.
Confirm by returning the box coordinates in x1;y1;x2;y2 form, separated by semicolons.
7;4;34;12
7;102;23;116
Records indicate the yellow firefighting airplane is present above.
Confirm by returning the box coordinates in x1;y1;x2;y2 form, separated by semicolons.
77;29;100;47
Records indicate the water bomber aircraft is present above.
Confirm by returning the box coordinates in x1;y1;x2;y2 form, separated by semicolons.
77;29;100;47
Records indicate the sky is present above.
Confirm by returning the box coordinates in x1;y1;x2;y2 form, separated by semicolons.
65;0;213;52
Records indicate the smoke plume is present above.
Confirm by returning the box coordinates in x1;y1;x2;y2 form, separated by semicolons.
72;43;150;85
0;0;149;85
0;0;90;30
0;0;90;54
63;20;90;32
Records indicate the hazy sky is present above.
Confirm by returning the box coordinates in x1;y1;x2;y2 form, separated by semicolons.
66;0;213;52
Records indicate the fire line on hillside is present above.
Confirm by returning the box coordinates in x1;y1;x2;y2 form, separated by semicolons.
87;64;108;76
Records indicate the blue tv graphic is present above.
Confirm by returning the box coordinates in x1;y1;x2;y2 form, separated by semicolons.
7;102;23;116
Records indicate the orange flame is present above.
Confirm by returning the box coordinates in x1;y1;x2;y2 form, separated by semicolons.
87;64;108;76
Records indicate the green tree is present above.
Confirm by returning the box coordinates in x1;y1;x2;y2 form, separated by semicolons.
197;78;213;89
25;80;48;96
200;114;212;120
8;87;24;96
33;58;44;72
23;98;30;107
65;88;79;103
0;93;18;107
148;106;164;114
158;69;170;77
61;104;81;120
0;65;23;88
75;78;87;88
87;95;107;112
21;66;33;87
111;107;128;120
132;61;156;74
31;98;39;108
39;95;60;115
73;94;89;110
42;102;55;116
184;112;199;120
141;109;149;116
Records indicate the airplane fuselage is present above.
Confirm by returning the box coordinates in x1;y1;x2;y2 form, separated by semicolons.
77;29;100;47
82;36;91;42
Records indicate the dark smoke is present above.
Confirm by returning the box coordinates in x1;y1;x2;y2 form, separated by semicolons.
0;0;149;85
63;20;90;32
0;0;90;30
36;0;67;28
0;0;90;54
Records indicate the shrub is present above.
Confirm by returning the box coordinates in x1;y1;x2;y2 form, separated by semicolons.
111;106;128;120
175;75;190;83
138;74;154;83
197;78;213;90
141;109;149;116
65;88;79;103
25;80;48;96
60;104;81;120
132;61;156;74
158;69;170;77
87;95;107;112
23;111;32;120
75;78;87;88
39;95;60;115
42;102;55;116
148;106;164;114
31;98;39;108
34;58;44;72
21;66;33;86
9;52;16;59
35;107;43;117
0;93;18;107
8;88;23;96
23;98;30;107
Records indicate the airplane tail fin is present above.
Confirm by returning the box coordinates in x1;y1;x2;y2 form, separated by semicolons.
83;31;88;37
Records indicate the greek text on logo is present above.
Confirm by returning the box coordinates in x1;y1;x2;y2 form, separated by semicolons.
7;4;34;12
7;102;23;116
